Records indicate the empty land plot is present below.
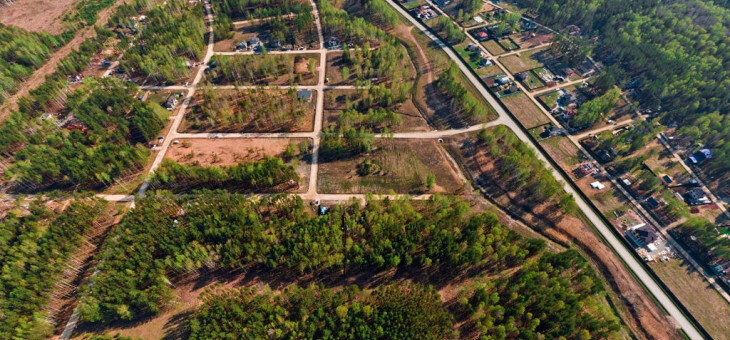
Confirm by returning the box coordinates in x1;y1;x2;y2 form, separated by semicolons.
497;37;520;51
649;259;730;340
482;40;506;55
498;47;547;74
214;15;318;52
540;136;582;170
0;0;78;33
181;88;315;133
511;30;553;48
501;92;550;129
317;139;464;194
323;89;430;132
206;53;320;85
164;137;311;192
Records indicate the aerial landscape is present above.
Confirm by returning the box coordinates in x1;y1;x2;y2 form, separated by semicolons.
0;0;727;339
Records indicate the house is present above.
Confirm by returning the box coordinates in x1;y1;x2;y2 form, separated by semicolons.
477;58;492;67
496;76;510;85
515;72;528;81
297;89;313;102
520;19;537;31
473;29;489;41
247;36;262;48
662;174;673;185
595;148;616;163
164;95;179;110
473;16;484;24
590;181;605;190
688;149;712;164
626;224;659;251
415;6;437;20
466;43;480;52
710;259;730;276
235;41;248;51
574;163;598;178
483;78;496;88
325;36;340;49
684;189;711;205
645;196;662;210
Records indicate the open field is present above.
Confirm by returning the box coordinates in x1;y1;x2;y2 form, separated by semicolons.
318;139;465;194
649;259;730;340
498;47;548;73
0;0;78;33
164;137;311;192
500;92;550;129
181;89;316;133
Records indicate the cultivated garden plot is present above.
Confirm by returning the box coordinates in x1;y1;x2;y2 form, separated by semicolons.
317;139;465;194
181;88;316;133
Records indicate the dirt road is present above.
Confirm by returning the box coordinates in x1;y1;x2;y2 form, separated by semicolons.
0;0;128;119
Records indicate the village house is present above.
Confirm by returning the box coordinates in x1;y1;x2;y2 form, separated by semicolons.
574;163;598;178
688;148;712;164
684;188;711;206
626;223;660;252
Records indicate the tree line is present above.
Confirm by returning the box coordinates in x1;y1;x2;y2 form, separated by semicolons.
149;157;300;192
78;191;544;323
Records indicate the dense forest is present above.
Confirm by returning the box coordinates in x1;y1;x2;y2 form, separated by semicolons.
78;191;544;323
75;190;618;338
2;78;165;191
190;282;455;339
461;250;620;339
150;157;300;192
0;200;106;339
513;0;730;180
119;0;206;84
0;25;71;104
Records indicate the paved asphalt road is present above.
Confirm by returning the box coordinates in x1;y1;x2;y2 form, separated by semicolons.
384;0;703;338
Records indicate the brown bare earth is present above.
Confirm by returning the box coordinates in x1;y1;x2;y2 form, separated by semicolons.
0;0;128;119
445;131;681;340
164;138;312;193
0;0;78;33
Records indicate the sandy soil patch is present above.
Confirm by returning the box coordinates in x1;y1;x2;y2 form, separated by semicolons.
164;137;311;192
0;0;78;34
